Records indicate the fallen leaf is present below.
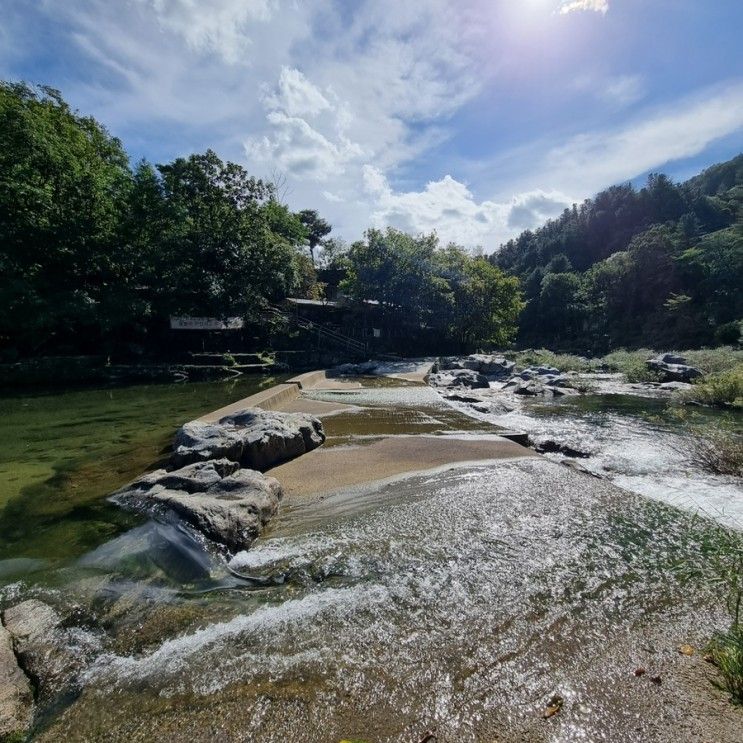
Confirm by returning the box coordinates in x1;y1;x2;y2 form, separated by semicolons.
542;694;564;719
678;644;695;656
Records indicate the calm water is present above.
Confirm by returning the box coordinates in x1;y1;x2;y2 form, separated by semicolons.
0;375;285;566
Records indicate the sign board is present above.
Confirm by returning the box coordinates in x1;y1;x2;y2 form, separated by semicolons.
170;316;244;330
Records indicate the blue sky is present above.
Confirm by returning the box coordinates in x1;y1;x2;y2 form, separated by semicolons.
2;0;742;249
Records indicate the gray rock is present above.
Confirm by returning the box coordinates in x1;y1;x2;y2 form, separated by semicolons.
427;368;490;390
0;622;33;741
550;386;580;397
646;355;702;383
461;354;516;378
512;380;544;396
112;459;283;552
2;600;97;708
659;381;694;391
172;408;325;470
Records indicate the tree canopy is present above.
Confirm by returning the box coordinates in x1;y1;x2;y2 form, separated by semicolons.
492;154;743;350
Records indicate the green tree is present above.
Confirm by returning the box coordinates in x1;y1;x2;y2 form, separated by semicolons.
0;81;133;354
298;209;331;265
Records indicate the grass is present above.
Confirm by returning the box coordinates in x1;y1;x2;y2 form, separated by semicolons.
708;627;743;704
506;346;743;386
679;423;743;477
504;348;592;372
600;348;664;382
679;365;743;408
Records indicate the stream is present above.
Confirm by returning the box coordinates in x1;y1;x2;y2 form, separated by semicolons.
1;374;741;741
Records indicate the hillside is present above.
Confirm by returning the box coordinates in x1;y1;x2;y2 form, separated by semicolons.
492;154;743;351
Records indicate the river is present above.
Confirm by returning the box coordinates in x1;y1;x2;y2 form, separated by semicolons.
1;373;741;741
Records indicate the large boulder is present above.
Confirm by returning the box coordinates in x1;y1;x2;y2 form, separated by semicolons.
0;622;33;741
427;368;490;390
112;459;283;552
461;354;516;378
646;354;702;383
172;408;325;470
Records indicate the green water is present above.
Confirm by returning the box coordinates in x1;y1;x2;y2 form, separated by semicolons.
0;375;285;564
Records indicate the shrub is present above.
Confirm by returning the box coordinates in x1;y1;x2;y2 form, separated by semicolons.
600;348;663;382
680;424;743;476
506;348;592;372
680;366;743;408
715;322;742;346
683;346;743;376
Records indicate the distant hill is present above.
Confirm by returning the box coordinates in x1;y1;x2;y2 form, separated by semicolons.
491;154;743;351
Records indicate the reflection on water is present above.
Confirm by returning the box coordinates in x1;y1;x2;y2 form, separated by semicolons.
0;375;285;563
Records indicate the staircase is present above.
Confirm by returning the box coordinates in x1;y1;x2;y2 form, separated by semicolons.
265;305;367;355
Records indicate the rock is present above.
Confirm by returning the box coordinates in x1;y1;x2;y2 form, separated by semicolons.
659;381;694;391
2;600;97;708
427;369;490;390
534;439;591;458
436;357;466;371
112;459;283;552
0;622;33;742
172;408;325;470
461;354;516;378
646;355;702;383
331;360;379;376
444;392;482;403
512;380;544;396
550;386;580;397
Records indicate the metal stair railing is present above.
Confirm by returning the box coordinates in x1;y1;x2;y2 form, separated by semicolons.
265;305;368;355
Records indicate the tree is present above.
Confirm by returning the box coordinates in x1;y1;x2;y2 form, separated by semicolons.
298;209;331;265
0;81;132;354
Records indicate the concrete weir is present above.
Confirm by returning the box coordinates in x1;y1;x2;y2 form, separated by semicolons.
197;364;534;502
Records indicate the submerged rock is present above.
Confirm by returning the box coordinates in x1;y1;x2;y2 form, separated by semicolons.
2;600;98;709
0;622;33;741
427;368;490;390
646;354;702;383
112;459;283;552
172;408;325;470
534;439;592;458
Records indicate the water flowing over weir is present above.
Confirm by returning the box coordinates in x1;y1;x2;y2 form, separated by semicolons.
4;370;743;741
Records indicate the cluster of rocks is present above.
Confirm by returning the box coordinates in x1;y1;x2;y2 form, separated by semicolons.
114;408;325;552
502;367;580;398
645;353;702;383
427;354;515;390
1;599;100;741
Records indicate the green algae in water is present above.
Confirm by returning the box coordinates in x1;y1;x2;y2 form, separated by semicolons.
0;376;285;564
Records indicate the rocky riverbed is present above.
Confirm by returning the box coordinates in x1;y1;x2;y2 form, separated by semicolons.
1;363;742;741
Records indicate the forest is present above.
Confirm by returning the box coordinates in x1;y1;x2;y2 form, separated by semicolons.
1;80;741;361
492;156;743;352
0;82;520;359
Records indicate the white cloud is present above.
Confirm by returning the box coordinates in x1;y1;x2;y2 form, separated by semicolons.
362;166;572;248
540;82;743;196
600;75;645;106
263;67;332;118
558;0;609;15
135;0;277;64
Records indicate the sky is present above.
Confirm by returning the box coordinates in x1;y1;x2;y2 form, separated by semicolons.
2;0;742;250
